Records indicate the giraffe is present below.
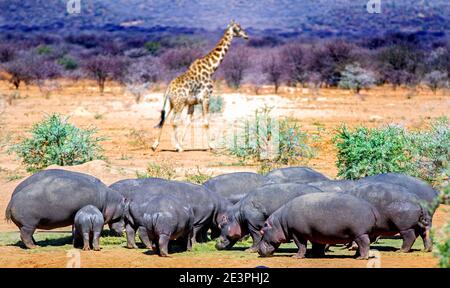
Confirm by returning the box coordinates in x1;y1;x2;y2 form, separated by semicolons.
152;20;249;152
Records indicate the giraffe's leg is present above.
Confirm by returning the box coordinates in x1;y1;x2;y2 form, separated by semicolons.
180;105;194;146
172;111;184;152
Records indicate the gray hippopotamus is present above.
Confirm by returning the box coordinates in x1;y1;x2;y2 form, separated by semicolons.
109;178;224;248
309;179;360;193
345;182;433;252
125;194;194;257
73;205;104;251
361;173;440;213
5;169;126;249
265;166;329;184
258;192;379;259
203;172;270;204
216;183;322;251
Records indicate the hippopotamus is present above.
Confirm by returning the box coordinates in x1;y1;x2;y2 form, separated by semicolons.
109;178;223;248
309;179;360;193
361;173;440;213
203;172;270;204
265;166;329;184
73;205;104;251
125;194;194;257
258;192;379;260
5;169;126;249
345;182;433;252
216;183;322;251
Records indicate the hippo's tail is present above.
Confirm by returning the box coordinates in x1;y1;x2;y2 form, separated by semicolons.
370;205;381;229
418;205;432;229
5;200;13;223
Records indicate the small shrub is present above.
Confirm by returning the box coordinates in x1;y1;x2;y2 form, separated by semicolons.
36;45;52;55
11;114;104;172
407;117;450;184
144;41;162;55
226;107;315;166
184;166;212;184
208;95;224;114
334;125;413;180
58;56;78;71
137;161;176;180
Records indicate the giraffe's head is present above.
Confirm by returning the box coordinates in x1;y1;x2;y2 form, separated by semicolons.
228;20;249;40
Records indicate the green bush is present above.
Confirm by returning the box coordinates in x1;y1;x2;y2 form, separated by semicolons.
408;117;450;184
334;125;412;180
226;107;315;166
11;114;104;172
58;56;78;70
434;218;450;268
144;41;162;55
334;118;450;183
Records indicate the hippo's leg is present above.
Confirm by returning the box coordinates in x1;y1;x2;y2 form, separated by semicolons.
138;226;153;249
152;240;159;254
311;242;326;258
246;229;262;253
82;232;90;251
201;227;209;242
292;234;307;259
399;229;417;253
158;234;170;257
125;223;138;249
418;227;432;252
92;231;101;251
192;225;204;244
186;230;193;252
355;234;370;260
20;226;37;249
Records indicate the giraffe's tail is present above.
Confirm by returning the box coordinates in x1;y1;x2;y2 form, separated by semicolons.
155;90;170;129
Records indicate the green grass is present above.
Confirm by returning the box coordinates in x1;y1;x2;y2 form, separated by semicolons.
0;231;427;257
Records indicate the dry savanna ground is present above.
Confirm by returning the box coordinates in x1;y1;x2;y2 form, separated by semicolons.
0;79;449;268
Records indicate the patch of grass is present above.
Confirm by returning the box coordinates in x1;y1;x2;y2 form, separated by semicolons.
137;160;177;180
6;173;24;182
184;166;212;184
94;113;104;120
127;129;147;148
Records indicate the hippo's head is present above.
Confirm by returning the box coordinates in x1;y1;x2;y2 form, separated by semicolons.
108;219;125;236
257;216;285;257
215;211;243;250
104;190;129;224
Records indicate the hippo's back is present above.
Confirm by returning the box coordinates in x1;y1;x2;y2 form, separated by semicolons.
241;182;322;217
203;172;269;204
266;167;329;184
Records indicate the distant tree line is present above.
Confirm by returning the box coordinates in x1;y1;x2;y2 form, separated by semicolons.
0;32;449;95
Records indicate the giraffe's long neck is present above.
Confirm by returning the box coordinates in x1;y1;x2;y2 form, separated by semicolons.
205;28;233;73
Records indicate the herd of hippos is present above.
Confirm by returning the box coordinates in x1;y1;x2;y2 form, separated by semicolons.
5;167;441;259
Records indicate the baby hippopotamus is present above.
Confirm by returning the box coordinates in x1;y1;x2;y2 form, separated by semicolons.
73;205;104;251
258;193;379;260
125;194;194;257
